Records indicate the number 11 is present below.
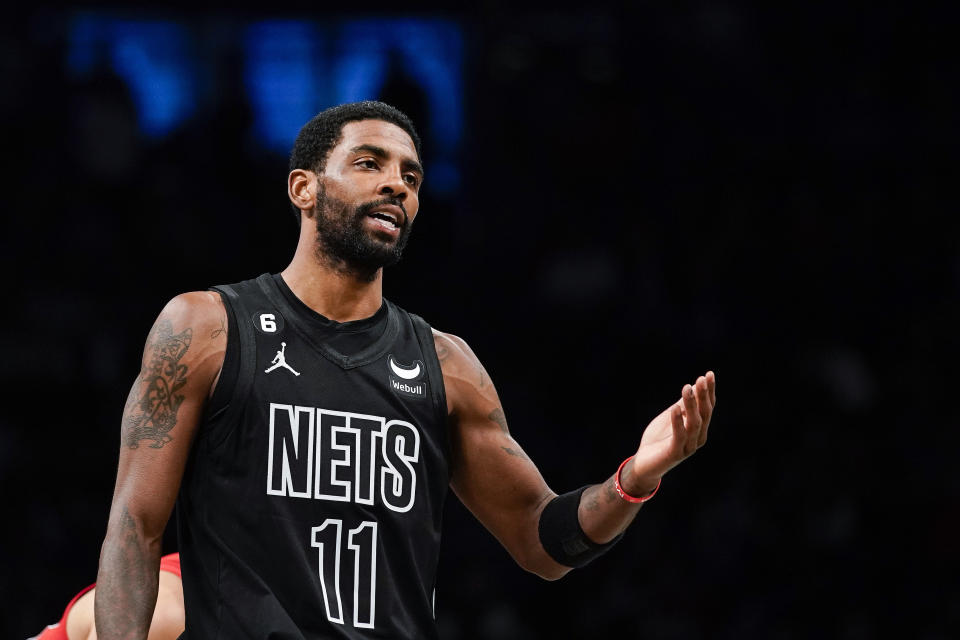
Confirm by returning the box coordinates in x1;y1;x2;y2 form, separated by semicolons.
311;519;379;629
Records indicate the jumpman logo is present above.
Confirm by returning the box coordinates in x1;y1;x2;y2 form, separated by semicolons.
265;342;301;376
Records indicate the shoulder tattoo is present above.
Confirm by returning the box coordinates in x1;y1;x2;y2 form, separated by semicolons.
123;318;193;449
435;338;450;363
210;316;226;339
500;445;529;461
488;407;509;434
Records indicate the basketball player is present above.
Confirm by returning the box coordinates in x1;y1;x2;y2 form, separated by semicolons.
95;101;717;638
31;554;183;640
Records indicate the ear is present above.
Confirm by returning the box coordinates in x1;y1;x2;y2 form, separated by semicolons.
288;169;318;218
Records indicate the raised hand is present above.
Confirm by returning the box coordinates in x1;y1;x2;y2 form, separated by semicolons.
621;371;717;496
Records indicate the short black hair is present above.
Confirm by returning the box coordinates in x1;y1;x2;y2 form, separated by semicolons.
288;101;423;221
290;100;422;173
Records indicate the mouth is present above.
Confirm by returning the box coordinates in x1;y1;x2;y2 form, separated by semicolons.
367;210;401;231
364;203;406;234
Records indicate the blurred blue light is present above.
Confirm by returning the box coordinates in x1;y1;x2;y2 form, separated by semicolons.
66;14;105;74
66;13;464;195
428;161;461;194
244;21;323;153
67;16;194;138
332;49;387;106
333;19;463;194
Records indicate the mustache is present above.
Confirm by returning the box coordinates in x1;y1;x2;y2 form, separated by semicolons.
356;198;408;227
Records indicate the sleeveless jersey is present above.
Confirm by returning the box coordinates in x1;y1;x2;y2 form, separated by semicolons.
176;274;450;639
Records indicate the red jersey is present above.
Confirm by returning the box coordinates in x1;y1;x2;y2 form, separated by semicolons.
29;553;181;640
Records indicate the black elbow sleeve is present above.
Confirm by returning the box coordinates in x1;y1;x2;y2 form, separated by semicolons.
537;486;623;569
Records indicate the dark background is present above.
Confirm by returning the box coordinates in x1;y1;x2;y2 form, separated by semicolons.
2;3;956;638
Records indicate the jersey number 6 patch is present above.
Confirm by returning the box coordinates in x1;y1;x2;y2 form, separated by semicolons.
311;520;378;629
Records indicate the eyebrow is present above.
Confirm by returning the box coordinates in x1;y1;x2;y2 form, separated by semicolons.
350;144;424;178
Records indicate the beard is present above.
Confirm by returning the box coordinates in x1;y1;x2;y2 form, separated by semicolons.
312;184;413;282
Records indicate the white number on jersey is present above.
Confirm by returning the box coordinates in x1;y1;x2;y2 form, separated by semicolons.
259;313;277;332
311;519;379;629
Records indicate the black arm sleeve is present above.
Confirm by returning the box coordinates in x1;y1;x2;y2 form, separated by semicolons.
538;486;624;568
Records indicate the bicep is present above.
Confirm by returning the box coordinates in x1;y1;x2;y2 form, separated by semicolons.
449;410;555;542
440;333;556;561
111;292;226;535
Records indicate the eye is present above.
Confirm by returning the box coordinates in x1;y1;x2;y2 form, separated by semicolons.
403;174;420;187
357;159;379;170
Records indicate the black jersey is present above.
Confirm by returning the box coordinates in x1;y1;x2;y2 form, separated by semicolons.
176;273;450;639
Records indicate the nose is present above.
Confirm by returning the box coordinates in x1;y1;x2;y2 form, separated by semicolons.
377;171;409;201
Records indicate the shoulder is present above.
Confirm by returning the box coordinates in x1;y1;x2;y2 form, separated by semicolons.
432;329;497;416
138;292;228;390
145;291;227;353
64;587;95;640
432;329;482;379
156;291;226;332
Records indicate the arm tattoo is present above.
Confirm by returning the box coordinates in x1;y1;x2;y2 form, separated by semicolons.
583;476;620;512
433;335;485;385
488;407;509;434
210;316;226;339
95;504;157;636
123;318;192;449
501;446;529;460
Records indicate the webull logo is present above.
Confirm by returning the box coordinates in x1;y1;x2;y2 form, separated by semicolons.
390;376;426;398
387;355;426;399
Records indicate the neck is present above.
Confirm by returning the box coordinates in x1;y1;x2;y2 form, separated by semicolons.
281;224;384;323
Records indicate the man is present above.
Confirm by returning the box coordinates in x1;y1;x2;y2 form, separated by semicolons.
96;101;717;638
31;554;183;640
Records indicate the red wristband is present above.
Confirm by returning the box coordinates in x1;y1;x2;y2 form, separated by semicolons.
615;457;661;503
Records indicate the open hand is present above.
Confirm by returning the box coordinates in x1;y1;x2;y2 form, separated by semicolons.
621;371;717;496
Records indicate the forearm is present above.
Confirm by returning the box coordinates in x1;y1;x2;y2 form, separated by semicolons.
578;463;658;544
95;504;163;640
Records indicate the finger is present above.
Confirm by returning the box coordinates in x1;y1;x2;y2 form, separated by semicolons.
702;371;717;445
680;384;700;455
695;376;711;420
694;376;712;447
695;377;712;445
670;402;685;448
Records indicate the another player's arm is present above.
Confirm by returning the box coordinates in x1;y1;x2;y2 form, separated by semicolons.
95;292;226;640
66;570;185;640
437;331;716;580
